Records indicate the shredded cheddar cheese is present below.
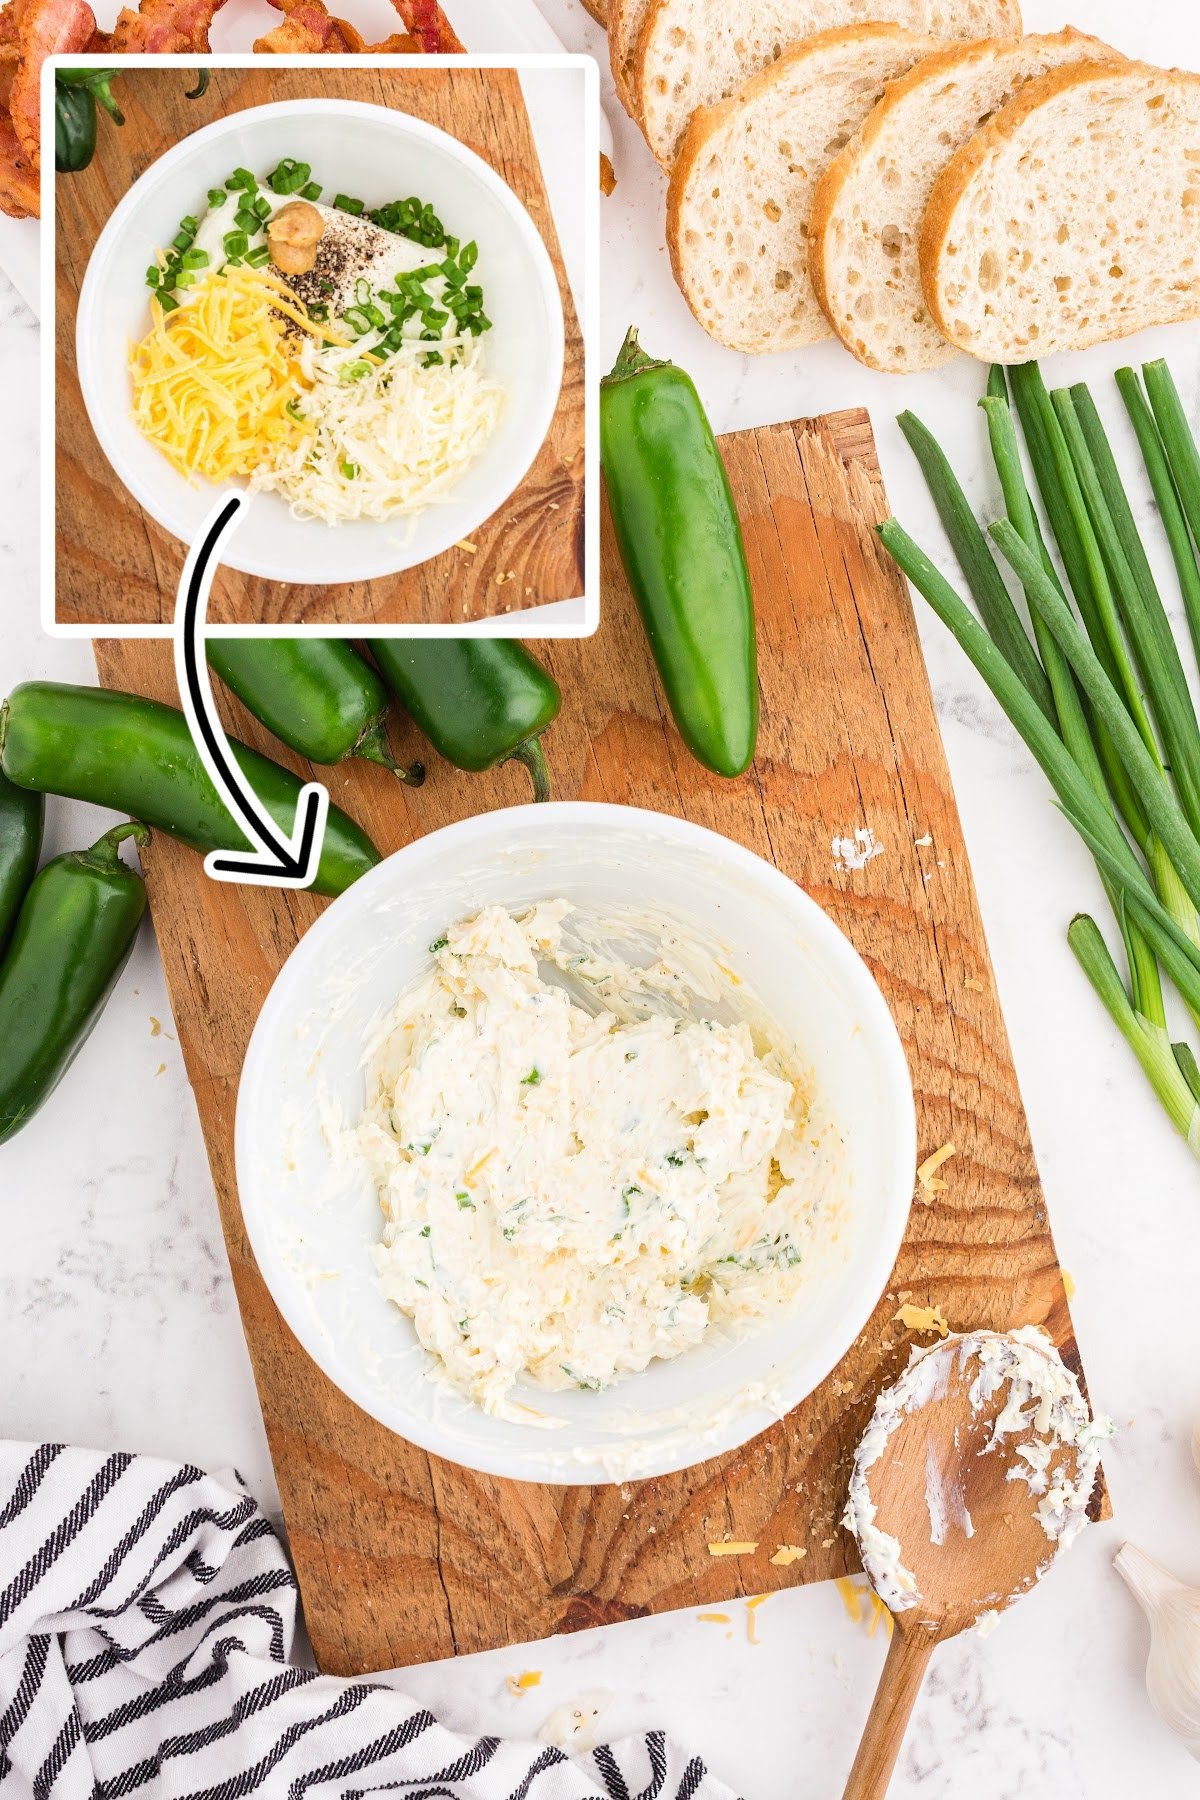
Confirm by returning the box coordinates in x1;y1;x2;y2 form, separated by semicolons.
707;1541;758;1556
128;268;340;485
894;1302;951;1338
505;1670;542;1695
916;1142;957;1197
769;1544;807;1566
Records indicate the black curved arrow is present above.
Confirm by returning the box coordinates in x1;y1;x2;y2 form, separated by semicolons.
174;495;330;890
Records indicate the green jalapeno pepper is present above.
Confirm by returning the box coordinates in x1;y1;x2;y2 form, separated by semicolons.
0;767;44;960
600;326;758;778
206;637;424;785
0;683;380;899
0;822;148;1145
368;639;561;802
55;82;99;174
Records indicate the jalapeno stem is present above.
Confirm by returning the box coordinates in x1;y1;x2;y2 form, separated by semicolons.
505;738;551;803
354;722;426;786
84;821;150;868
604;325;667;386
185;71;210;100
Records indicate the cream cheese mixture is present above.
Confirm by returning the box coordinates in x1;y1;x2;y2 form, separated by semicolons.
352;901;822;1421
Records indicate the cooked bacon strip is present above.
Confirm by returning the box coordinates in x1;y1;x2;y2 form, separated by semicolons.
110;0;227;51
10;0;94;166
0;109;37;216
254;0;363;51
365;31;418;49
389;0;463;52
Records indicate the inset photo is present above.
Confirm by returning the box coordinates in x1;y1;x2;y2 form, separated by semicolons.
45;56;595;632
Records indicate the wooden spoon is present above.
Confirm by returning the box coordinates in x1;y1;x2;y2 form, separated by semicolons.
841;1331;1097;1799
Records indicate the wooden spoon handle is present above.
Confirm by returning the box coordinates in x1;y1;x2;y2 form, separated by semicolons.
841;1626;937;1800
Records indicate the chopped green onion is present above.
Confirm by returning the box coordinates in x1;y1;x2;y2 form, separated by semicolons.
300;181;322;201
340;460;359;479
223;231;249;259
334;193;365;216
226;167;256;192
181;248;209;270
244;246;270;269
207;187;227;209
341;360;372;381
157;292;180;314
172;230;194;253
145;266;161;288
268;158;312;195
285;399;306;422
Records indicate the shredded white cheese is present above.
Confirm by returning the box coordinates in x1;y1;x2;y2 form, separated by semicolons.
250;333;506;524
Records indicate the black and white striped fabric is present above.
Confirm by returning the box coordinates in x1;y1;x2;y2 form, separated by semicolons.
0;1444;732;1800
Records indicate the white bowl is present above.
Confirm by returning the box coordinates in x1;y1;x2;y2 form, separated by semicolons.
235;804;916;1484
75;99;565;585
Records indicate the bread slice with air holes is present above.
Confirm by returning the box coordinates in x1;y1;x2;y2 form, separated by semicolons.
807;29;1118;373
610;0;652;117
581;0;607;23
667;26;942;352
921;59;1200;362
635;0;1022;170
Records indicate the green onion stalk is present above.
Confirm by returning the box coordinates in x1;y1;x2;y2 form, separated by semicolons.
881;357;1200;1157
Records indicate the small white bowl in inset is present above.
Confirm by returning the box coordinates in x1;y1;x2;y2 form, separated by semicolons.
74;98;565;585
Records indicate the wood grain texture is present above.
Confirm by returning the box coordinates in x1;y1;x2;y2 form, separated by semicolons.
56;66;584;628
92;407;1102;1676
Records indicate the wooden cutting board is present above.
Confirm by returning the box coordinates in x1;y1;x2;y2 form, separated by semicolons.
93;407;1102;1676
55;65;584;630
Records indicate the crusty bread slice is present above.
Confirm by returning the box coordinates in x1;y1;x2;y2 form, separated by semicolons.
667;25;941;352
636;0;1022;169
807;30;1116;372
581;0;607;23
922;60;1200;362
610;0;651;115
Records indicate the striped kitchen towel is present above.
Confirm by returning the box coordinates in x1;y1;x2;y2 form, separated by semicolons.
0;1443;733;1800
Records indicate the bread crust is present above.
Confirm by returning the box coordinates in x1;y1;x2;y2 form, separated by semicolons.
638;0;1025;170
666;24;932;349
917;57;1199;358
610;0;653;119
580;0;607;24
806;28;1113;370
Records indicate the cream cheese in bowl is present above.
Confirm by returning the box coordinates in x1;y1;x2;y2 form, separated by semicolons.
234;804;917;1484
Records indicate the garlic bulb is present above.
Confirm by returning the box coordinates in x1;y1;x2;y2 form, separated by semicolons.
1115;1542;1200;1760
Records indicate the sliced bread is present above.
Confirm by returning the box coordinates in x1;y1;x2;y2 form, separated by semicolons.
636;0;1022;169
610;0;652;115
581;0;608;23
667;25;941;352
922;60;1200;362
807;30;1116;372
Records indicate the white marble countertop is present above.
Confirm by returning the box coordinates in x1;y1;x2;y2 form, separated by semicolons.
5;2;1200;1792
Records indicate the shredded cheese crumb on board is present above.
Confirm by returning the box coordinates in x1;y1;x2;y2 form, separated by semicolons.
894;1302;951;1338
916;1142;957;1197
769;1544;807;1566
707;1541;759;1556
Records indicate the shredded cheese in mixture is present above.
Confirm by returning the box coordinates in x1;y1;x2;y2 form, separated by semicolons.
250;334;507;524
128;268;341;484
353;902;820;1421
